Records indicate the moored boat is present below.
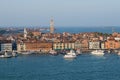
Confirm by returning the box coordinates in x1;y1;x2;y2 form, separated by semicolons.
117;51;120;55
49;50;57;55
0;55;5;58
91;50;104;56
64;50;76;59
0;51;12;58
76;49;81;55
12;50;17;57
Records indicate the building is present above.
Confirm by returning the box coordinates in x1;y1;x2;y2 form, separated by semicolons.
105;38;120;49
64;41;75;50
101;41;105;49
0;40;12;51
74;40;81;49
25;41;52;52
89;41;101;49
81;39;89;50
50;17;54;33
53;42;64;50
53;41;75;50
17;40;52;52
17;41;26;51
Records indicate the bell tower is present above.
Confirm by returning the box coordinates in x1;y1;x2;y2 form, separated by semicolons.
50;17;54;33
24;28;27;39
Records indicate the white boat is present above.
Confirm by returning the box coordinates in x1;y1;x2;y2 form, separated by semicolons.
64;50;76;59
49;50;57;55
0;51;12;58
91;50;104;56
118;51;120;55
108;50;111;53
76;49;81;55
0;55;5;58
12;50;17;57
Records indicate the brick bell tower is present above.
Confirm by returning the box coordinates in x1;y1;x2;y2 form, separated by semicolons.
50;17;54;33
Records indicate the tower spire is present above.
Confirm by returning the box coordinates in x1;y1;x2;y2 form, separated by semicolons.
50;17;54;33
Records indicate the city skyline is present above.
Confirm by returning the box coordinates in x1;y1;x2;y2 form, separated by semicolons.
0;0;120;27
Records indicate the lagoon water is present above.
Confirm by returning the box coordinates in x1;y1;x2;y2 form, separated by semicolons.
0;54;120;80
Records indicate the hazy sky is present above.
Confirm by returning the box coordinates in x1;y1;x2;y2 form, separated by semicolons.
0;0;120;27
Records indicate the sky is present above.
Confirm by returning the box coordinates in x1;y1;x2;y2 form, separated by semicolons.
0;0;120;27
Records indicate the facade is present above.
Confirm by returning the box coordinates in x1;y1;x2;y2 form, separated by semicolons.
53;42;75;50
53;42;64;50
101;41;105;49
89;41;100;49
17;41;26;51
1;43;12;51
105;39;120;49
17;41;52;52
81;39;89;50
105;37;120;49
64;42;75;50
74;40;81;49
25;41;52;52
0;40;12;51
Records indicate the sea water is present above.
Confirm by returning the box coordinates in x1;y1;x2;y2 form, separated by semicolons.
0;54;120;80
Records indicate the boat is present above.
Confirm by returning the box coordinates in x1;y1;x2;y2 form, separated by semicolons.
0;55;5;58
0;51;12;58
64;50;76;59
76;49;81;55
91;50;104;56
12;50;17;57
59;50;66;55
49;50;57;55
108;50;111;53
117;51;120;55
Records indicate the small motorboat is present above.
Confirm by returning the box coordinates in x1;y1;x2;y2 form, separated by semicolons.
64;50;76;59
12;50;17;57
117;51;120;55
49;50;58;55
76;49;81;55
91;50;104;56
0;51;12;58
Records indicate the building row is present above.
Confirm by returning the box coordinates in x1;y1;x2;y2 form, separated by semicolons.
0;37;120;52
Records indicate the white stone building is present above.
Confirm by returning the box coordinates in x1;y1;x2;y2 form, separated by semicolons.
89;41;100;49
1;42;12;51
